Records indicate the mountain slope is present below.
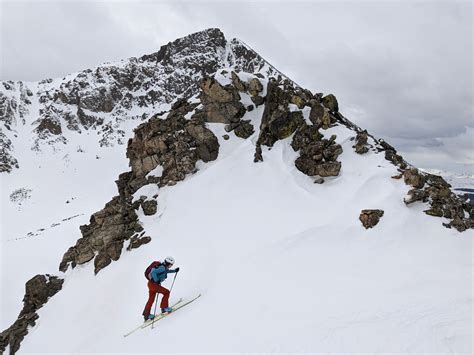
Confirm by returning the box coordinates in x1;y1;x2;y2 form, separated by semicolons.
1;29;472;353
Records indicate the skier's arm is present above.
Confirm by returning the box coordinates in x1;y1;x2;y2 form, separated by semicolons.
167;267;180;274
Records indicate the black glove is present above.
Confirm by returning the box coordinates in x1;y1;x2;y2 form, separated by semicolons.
174;267;180;272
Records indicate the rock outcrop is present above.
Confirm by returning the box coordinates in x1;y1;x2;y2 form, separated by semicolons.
60;96;220;275
403;169;473;232
0;275;63;354
353;130;370;154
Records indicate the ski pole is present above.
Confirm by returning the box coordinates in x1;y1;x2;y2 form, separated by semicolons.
170;271;178;293
151;292;159;329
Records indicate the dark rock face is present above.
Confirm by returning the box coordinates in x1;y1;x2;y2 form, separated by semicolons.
321;94;339;113
60;193;143;274
353;130;370;154
128;105;219;184
309;103;331;129
194;77;246;124
0;275;63;354
403;168;425;189
292;124;343;178
0;130;19;172
141;199;158;216
255;79;306;150
359;209;384;229
234;120;255;139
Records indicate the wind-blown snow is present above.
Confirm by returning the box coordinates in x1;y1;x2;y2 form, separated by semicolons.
6;111;472;353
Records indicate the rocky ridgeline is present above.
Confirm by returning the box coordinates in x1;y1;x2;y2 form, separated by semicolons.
0;275;64;354
401;168;473;231
0;28;282;173
2;30;473;355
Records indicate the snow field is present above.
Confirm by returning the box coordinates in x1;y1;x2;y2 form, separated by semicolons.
16;121;473;353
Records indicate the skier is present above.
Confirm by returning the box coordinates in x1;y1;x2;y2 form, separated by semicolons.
142;256;180;321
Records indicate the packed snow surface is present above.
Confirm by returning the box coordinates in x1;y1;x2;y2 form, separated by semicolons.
2;115;472;353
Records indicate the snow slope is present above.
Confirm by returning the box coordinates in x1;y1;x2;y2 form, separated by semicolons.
6;104;472;353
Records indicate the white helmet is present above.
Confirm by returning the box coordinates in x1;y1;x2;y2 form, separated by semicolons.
164;256;175;266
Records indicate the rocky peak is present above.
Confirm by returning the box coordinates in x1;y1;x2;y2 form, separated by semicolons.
0;28;283;173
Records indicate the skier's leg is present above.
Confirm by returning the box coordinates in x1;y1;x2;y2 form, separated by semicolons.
143;281;158;317
158;285;170;308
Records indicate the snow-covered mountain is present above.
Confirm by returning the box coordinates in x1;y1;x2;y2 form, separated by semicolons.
1;28;472;354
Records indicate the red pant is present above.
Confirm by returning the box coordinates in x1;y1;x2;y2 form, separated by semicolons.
143;281;170;317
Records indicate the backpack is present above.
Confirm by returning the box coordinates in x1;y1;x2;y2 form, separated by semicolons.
145;261;161;280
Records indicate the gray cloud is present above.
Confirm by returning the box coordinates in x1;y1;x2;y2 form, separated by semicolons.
1;0;472;173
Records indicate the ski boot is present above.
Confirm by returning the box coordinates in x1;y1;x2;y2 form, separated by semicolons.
161;307;173;314
144;314;155;322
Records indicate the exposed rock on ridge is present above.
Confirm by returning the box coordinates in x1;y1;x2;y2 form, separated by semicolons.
0;275;63;354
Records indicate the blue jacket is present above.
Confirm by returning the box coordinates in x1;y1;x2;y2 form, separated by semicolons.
150;265;178;284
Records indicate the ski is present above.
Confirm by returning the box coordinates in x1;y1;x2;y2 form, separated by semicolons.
123;297;183;337
142;293;201;330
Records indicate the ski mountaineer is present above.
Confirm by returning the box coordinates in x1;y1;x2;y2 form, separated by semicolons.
142;256;180;321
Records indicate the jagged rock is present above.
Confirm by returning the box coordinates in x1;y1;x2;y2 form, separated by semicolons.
251;95;265;107
0;274;63;354
254;144;263;163
321;94;338;112
127;234;152;251
314;177;325;184
323;144;343;162
292;122;343;178
231;71;248;92
353;130;370;154
59;194;142;274
291;124;323;152
127;110;219;181
256;79;305;149
0;129;19;172
247;105;254;112
403;168;425;189
309;103;331;129
234;120;255;139
404;188;429;205
195;77;246;124
185;122;219;162
141;199;158;216
201;76;238;103
295;158;341;177
424;207;444;217
359;209;384;229
248;78;263;97
269;111;304;140
223;134;230;140
290;95;306;109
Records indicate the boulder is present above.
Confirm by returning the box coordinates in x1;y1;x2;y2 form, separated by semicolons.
309;103;331;129
359;209;384;229
403;169;425;189
353;130;370;154
248;78;263;97
321;94;339;112
141;199;158;216
234;120;255;139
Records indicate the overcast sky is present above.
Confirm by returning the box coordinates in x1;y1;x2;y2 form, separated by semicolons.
1;0;472;174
